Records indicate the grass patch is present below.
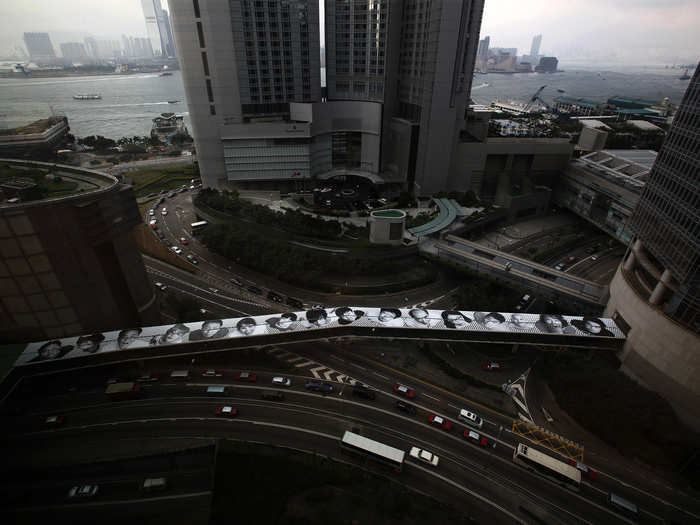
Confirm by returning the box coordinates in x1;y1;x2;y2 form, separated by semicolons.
212;440;473;524
126;164;196;197
541;350;700;488
0;164;79;199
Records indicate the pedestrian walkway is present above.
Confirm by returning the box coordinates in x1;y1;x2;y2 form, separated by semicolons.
408;198;467;237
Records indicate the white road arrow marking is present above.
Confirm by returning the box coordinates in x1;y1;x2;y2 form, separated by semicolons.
310;366;326;379
335;374;347;384
294;360;316;368
323;369;336;381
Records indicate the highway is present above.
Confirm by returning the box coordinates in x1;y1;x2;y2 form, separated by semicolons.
4;346;698;524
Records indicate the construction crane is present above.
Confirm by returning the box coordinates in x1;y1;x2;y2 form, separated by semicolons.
523;85;550;112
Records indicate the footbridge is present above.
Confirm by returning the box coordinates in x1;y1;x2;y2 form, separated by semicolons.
432;235;609;308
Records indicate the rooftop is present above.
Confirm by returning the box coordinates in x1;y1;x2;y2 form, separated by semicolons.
0;117;65;137
371;209;406;218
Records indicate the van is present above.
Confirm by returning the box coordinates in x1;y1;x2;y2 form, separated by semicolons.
458;408;483;429
206;386;227;396
142;478;167;492
170;370;190;381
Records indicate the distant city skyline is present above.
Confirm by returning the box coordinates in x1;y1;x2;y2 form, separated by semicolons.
1;0;699;63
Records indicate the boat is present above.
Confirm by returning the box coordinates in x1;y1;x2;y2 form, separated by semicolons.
73;94;101;100
151;112;189;143
167;100;179;104
159;71;172;77
679;69;690;80
557;89;565;93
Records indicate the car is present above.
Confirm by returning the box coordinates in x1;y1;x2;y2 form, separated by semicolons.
215;406;238;417
409;447;439;467
167;193;176;198
149;209;155;216
286;297;304;309
171;246;182;254
591;254;599;261
104;378;120;386
136;374;159;383
68;485;98;498
147;193;156;198
230;277;244;287
396;401;417;414
428;414;452;431
352;384;376;400
464;429;489;447
149;219;157;228
267;291;284;303
554;263;566;271
458;409;483;429
305;380;334;394
377;197;388;205
160;189;167;195
569;460;598;480
161;208;168;216
515;294;532;311
186;254;198;264
44;415;64;425
154;282;167;291
179;237;189;245
483;361;504;371
202;369;224;377
237;371;257;382
393;384;415;398
247;285;263;295
261;391;285;401
272;376;292;387
208;287;219;294
565;256;576;263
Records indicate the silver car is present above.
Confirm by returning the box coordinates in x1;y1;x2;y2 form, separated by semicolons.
68;485;98;498
272;376;292;387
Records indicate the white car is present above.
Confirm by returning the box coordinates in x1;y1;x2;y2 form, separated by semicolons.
154;282;167;291
68;485;98;498
272;376;292;387
409;447;439;467
149;209;155;216
171;246;182;254
161;208;168;215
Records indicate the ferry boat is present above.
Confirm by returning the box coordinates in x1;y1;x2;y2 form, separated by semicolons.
73;94;101;100
151;112;189;143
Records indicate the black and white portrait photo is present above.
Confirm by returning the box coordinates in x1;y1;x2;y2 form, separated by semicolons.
189;319;230;341
404;308;434;328
117;328;145;349
441;310;473;329
305;308;331;328
374;308;403;327
535;314;576;335
152;323;191;345
265;312;299;333
474;312;508;331
335;307;365;325
571;317;614;337
508;313;535;332
234;317;260;337
30;340;73;362
75;333;105;354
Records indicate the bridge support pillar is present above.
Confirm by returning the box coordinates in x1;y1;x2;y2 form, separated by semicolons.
650;268;673;305
623;243;639;271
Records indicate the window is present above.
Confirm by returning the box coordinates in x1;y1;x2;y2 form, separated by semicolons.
210;105;216;115
206;79;214;102
201;51;210;76
193;0;200;18
196;21;206;48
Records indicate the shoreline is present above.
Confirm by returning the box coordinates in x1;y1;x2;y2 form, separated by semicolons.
0;70;177;79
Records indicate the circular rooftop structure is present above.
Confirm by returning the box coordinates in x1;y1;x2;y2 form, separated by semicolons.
369;209;406;245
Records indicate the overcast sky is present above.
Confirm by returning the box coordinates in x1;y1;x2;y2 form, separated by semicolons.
1;0;698;63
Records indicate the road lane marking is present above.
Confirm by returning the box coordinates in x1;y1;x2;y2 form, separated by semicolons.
294;360;316;368
422;393;440;402
372;372;389;380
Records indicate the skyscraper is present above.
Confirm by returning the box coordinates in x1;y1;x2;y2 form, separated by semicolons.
477;35;490;61
84;37;98;59
605;63;700;430
530;34;542;58
169;0;484;195
23;32;56;61
141;0;175;57
59;42;88;61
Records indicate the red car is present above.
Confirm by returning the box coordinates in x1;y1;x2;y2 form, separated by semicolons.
179;237;189;245
566;256;576;264
428;414;452;431
237;371;257;382
569;459;598;480
202;369;224;378
215;406;238;418
393;384;415;398
44;415;64;425
483;362;504;371
464;429;489;447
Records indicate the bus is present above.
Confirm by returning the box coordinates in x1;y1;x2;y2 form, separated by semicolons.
340;431;405;472
512;443;581;491
190;221;208;235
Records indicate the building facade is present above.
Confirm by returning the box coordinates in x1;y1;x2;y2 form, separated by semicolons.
170;0;484;196
605;64;700;430
0;159;160;343
530;34;542;57
23;32;56;61
59;42;88;61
